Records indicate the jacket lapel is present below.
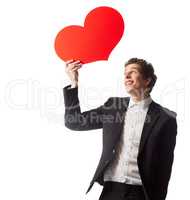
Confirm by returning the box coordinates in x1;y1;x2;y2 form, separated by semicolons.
138;100;161;155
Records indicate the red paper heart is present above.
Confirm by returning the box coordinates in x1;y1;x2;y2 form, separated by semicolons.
54;6;125;64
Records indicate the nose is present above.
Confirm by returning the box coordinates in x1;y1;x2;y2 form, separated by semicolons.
125;73;131;79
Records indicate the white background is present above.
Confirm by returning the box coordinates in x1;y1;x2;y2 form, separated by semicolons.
0;0;189;199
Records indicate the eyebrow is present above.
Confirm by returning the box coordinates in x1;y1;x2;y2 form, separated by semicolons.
125;67;139;72
130;67;138;70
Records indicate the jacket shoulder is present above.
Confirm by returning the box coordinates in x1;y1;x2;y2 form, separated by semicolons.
154;101;177;119
103;96;130;110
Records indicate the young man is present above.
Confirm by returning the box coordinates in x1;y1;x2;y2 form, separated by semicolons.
63;58;178;200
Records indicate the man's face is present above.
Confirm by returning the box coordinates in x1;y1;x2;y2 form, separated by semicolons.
124;63;151;97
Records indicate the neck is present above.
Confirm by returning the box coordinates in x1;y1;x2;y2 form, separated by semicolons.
131;93;150;103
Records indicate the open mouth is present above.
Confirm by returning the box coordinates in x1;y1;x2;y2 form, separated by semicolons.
126;80;134;85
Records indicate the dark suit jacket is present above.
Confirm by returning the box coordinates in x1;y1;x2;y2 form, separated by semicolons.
63;85;178;200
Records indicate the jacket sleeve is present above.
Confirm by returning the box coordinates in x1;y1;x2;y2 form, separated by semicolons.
152;115;178;200
63;85;111;131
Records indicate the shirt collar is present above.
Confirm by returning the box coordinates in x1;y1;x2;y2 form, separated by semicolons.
128;95;153;110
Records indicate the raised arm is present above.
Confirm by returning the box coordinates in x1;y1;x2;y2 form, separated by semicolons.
63;60;110;131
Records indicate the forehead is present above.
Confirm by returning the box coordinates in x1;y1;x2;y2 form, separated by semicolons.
125;63;140;72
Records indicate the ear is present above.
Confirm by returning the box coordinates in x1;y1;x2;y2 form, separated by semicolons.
145;78;151;87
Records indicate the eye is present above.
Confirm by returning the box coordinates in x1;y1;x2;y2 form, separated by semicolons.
124;70;137;76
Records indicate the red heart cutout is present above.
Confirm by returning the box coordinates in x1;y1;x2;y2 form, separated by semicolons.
54;6;125;64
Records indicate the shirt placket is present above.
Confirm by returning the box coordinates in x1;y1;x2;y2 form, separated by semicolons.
123;106;136;181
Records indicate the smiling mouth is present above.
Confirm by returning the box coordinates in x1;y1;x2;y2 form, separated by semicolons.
126;80;134;86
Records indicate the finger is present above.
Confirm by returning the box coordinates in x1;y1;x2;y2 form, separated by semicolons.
66;65;81;72
71;65;81;70
71;65;82;71
66;60;80;65
68;63;82;70
66;61;81;68
71;60;81;65
65;59;74;65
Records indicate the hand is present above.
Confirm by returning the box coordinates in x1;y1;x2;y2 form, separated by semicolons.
65;60;82;88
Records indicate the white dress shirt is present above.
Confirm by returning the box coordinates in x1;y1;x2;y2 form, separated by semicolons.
103;95;153;185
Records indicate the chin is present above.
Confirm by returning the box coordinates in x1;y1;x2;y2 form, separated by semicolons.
125;87;132;93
